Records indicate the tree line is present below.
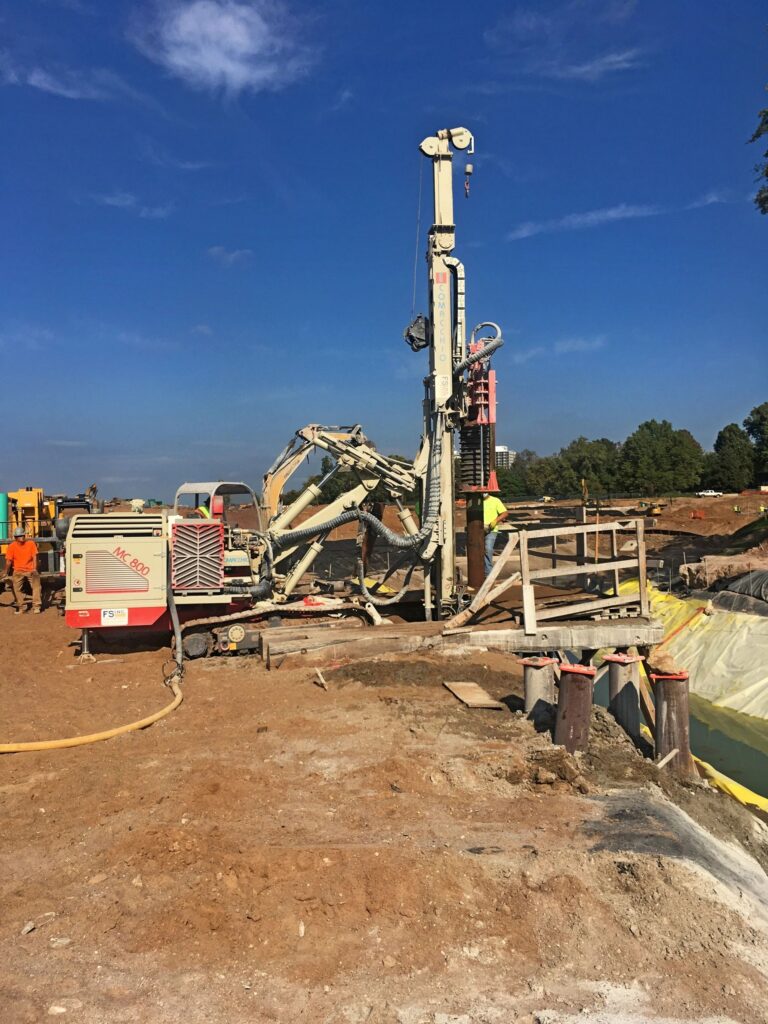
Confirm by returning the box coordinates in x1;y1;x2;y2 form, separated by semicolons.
281;402;767;506
495;401;768;500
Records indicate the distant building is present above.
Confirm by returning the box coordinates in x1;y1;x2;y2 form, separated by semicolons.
495;445;517;470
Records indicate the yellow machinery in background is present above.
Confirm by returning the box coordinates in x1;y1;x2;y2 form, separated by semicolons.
1;484;98;576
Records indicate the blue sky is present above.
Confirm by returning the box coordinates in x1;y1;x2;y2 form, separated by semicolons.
1;0;766;499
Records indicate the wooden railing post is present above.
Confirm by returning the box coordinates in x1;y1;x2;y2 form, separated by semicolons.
554;663;596;753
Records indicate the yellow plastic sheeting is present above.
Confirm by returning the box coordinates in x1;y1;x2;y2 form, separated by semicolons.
638;723;768;816
621;582;768;721
694;756;768;816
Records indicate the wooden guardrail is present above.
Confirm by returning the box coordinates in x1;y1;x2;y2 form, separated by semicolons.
519;517;649;635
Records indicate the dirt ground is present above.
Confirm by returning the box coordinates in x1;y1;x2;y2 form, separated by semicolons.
2;598;768;1024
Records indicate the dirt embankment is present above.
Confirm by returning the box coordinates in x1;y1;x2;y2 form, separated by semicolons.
1;605;767;1023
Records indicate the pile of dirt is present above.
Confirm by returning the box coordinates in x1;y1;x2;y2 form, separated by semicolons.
2;616;768;1023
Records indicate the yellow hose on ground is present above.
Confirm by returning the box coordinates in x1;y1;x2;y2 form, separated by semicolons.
0;680;183;754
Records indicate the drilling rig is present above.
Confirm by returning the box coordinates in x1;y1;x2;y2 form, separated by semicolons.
405;126;503;614
64;127;504;649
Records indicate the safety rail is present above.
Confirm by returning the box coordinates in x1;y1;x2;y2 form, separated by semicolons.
518;517;649;635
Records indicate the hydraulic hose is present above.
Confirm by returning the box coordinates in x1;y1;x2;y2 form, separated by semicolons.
0;682;183;754
0;559;185;755
272;420;444;553
356;555;419;606
453;332;504;377
221;580;272;599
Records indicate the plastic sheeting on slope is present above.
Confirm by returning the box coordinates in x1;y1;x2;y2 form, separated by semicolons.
643;585;768;721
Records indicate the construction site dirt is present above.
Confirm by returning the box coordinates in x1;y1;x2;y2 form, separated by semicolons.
2;605;768;1023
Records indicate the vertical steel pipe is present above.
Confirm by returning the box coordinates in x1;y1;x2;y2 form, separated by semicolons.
603;652;642;743
555;663;596;753
651;671;695;778
466;492;485;589
518;655;557;727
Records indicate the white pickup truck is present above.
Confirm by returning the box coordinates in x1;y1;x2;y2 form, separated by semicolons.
696;489;723;497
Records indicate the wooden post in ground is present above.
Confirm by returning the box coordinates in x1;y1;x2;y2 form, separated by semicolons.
517;656;557;727
651;671;695;778
554;663;596;753
603;652;643;743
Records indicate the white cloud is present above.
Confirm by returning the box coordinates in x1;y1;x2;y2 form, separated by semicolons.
46;439;87;447
511;346;547;365
544;48;644;82
1;56;153;104
207;245;252;265
131;0;313;96
92;191;174;219
192;323;213;335
554;335;606;354
139;137;214;171
509;336;608;365
483;2;645;85
507;202;661;241
329;87;353;112
507;188;733;242
0;323;55;351
687;189;729;209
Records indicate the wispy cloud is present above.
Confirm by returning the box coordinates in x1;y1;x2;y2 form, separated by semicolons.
511;345;547;365
207;245;252;265
138;137;214;171
46;439;87;448
483;1;645;85
1;55;156;106
543;48;644;82
554;335;606;354
130;0;314;96
511;335;608;365
329;87;353;112
507;187;734;242
507;202;661;241
0;322;55;351
92;191;174;219
686;189;729;210
192;323;213;335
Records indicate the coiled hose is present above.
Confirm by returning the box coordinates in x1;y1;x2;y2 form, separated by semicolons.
453;329;504;377
0;563;185;755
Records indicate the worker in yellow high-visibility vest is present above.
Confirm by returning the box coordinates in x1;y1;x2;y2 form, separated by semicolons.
483;493;509;575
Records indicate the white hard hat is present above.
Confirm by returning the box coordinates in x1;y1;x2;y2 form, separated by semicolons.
13;526;25;537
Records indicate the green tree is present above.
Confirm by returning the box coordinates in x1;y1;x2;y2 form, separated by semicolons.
744;402;768;480
750;98;768;214
558;436;622;495
709;423;755;491
621;419;703;495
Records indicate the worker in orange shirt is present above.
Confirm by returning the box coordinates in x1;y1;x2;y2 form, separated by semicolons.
4;527;42;614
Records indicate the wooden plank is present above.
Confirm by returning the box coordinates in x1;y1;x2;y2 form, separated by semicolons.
636;519;650;617
610;526;620;597
638;661;657;739
522;520;641;541
519;530;538;634
527;557;640;582
533;592;641;622
485;570;522;605
443;681;505;710
525;550;581;564
521;586;537;634
443;533;520;630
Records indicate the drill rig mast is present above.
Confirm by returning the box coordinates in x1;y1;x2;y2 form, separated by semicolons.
407;127;503;616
